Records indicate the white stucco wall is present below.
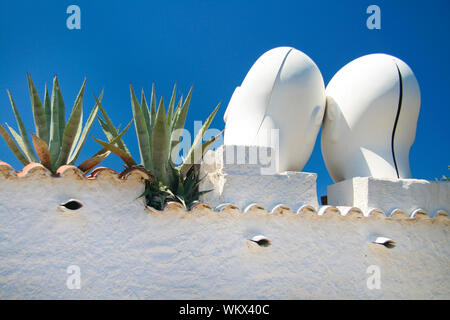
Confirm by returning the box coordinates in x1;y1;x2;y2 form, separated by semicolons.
328;177;449;215
0;163;449;299
199;146;319;210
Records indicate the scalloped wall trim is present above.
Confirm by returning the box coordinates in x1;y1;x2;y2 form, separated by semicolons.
0;161;448;222
0;162;151;181
151;202;448;220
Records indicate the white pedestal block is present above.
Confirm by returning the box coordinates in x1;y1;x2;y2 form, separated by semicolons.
327;177;450;215
199;145;319;211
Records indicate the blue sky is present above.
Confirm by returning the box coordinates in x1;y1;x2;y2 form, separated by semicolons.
0;0;449;198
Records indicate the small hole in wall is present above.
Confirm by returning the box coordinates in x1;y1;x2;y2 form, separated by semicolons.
371;237;396;249
250;235;271;247
381;240;396;249
59;199;83;211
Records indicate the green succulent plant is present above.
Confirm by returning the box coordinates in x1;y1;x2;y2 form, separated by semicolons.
93;83;221;209
0;75;109;174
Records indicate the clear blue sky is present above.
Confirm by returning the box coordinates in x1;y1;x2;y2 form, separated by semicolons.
0;0;449;198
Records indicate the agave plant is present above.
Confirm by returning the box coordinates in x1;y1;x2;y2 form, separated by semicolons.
0;75;109;174
93;83;221;209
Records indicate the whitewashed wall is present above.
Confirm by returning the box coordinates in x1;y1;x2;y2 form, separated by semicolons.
0;163;449;299
199;147;319;210
328;177;449;215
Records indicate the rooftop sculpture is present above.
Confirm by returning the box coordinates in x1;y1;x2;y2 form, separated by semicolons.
223;47;326;173
224;50;421;181
322;53;421;182
208;48;445;216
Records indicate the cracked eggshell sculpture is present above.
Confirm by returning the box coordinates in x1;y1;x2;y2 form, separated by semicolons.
223;47;326;173
321;54;421;183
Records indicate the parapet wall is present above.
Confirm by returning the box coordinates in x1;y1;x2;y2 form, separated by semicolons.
0;162;448;299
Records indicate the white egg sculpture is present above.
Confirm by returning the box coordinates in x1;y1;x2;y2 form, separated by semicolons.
321;53;421;183
223;47;326;173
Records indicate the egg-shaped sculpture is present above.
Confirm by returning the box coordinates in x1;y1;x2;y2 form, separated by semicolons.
321;53;421;183
223;47;326;173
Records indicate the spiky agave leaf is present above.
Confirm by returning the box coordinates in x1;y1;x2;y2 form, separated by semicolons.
67;86;88;164
27;74;49;144
169;89;193;165
49;76;63;166
97;117;114;141
199;129;223;158
140;89;152;141
182;167;196;198
93;137;137;168
95;94;130;154
166;164;211;209
68;91;103;164
180;102;221;176
43;84;51;141
92;119;136;168
54;78;86;169
5;124;36;164
56;78;66;140
172;86;192;133
77;151;111;174
169;97;184;160
150;83;157;127
31;133;51;170
170;96;183;130
130;84;152;170
93;118;133;156
6;90;38;162
0;124;29;165
166;83;177;125
151;97;172;185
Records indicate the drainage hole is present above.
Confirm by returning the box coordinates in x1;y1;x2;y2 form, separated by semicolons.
250;235;271;247
60;199;83;211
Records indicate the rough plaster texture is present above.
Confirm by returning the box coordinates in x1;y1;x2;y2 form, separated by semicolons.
328;177;449;215
0;164;449;299
199;146;319;210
